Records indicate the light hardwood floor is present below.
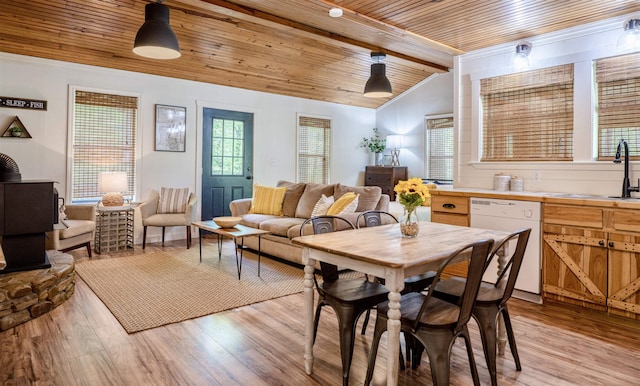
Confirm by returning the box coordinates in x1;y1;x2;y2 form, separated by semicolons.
2;239;640;385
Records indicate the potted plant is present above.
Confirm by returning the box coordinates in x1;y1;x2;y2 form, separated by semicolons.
360;128;386;165
10;126;23;137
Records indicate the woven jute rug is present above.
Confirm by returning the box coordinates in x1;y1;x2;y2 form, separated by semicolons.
75;245;305;333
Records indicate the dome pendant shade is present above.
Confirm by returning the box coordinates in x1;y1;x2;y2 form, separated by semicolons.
133;2;181;59
364;63;392;98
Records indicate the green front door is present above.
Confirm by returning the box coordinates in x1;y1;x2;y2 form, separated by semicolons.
201;108;253;219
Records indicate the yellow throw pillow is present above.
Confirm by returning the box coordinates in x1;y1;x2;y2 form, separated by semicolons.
327;192;359;215
311;194;334;217
248;184;287;215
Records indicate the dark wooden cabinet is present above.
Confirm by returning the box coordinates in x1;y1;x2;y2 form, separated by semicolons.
364;166;407;201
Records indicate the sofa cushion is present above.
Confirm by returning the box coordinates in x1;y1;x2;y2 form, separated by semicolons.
157;187;189;214
335;184;382;212
248;184;287;215
311;194;334;216
295;183;336;218
327;192;359;215
259;217;306;237
240;213;281;229
277;180;306;217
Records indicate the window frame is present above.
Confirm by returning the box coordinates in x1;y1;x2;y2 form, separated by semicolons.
67;86;140;204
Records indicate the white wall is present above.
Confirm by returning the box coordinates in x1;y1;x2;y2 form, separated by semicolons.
375;71;454;178
0;53;375;242
456;14;640;196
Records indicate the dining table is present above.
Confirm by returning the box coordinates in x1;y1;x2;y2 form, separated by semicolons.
292;220;511;386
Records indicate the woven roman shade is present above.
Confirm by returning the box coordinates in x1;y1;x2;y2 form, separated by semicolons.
72;90;137;202
481;64;574;161
297;115;331;184
595;52;640;160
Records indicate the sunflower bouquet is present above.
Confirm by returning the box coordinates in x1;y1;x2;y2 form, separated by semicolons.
394;178;431;237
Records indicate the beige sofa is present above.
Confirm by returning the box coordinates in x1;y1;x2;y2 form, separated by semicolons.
229;180;389;266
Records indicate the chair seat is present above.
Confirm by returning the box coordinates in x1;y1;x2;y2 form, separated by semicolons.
320;278;389;303
377;292;462;329
404;271;436;293
434;277;505;304
143;213;190;226
59;219;95;239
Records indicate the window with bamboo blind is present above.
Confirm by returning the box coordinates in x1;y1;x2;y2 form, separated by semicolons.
71;89;137;203
297;115;330;184
481;64;574;161
425;115;453;183
595;52;640;160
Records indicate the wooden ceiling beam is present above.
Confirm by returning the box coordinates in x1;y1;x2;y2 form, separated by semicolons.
181;0;449;72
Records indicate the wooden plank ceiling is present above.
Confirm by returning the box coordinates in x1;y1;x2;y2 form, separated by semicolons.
1;0;640;108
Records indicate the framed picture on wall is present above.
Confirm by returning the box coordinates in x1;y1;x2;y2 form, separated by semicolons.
155;104;186;152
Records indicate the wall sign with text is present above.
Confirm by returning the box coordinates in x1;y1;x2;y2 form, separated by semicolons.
0;96;47;111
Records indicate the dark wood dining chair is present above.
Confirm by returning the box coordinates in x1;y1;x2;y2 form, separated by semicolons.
364;238;495;386
300;215;390;386
431;227;531;386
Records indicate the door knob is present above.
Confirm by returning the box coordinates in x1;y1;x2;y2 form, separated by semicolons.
246;175;253;180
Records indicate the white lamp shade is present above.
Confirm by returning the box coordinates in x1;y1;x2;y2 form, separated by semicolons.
98;172;128;193
386;135;403;149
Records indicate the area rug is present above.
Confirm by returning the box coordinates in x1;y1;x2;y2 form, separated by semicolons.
75;246;305;333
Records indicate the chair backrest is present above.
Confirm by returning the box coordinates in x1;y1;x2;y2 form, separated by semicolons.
356;210;398;228
300;215;355;282
486;228;531;306
414;239;494;333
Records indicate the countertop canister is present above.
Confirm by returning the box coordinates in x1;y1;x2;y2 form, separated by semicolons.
510;176;523;192
493;174;511;191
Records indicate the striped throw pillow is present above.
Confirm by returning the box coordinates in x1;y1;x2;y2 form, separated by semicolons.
248;184;287;216
157;187;190;214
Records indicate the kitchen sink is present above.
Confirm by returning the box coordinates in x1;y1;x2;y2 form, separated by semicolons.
549;193;640;201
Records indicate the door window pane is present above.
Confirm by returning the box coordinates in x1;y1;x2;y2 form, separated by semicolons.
211;118;244;175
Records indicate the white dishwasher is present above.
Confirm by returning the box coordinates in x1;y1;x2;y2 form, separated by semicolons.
470;197;541;303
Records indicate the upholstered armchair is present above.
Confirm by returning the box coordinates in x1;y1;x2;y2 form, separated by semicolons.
139;188;197;249
45;204;96;257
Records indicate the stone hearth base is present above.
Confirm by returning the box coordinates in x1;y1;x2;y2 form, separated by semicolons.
0;250;75;331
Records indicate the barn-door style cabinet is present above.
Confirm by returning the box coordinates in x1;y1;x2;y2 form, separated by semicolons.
543;203;640;320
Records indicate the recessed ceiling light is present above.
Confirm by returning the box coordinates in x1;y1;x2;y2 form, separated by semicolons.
329;8;343;18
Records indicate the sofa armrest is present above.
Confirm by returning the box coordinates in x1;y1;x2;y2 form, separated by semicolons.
65;204;96;221
230;198;252;217
375;194;390;212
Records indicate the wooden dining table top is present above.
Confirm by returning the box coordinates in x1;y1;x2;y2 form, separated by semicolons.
292;221;511;270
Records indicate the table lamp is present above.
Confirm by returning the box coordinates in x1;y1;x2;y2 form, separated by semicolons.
98;172;128;206
386;135;403;166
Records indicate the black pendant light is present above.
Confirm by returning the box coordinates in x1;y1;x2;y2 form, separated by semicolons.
133;1;181;60
364;52;392;98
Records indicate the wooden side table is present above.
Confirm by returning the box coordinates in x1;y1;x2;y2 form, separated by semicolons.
94;205;134;253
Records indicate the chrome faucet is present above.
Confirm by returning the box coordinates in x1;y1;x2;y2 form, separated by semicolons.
614;138;640;198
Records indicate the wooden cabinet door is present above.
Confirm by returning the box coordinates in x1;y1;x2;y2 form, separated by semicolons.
542;224;608;311
607;232;640;320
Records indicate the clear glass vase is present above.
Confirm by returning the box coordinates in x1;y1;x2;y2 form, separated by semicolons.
399;206;419;238
375;152;384;166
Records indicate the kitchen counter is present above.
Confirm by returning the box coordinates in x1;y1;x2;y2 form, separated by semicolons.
430;188;640;209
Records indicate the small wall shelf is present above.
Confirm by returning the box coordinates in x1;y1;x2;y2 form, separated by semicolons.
2;116;32;138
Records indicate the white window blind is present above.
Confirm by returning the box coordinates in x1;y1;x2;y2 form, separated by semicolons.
595;52;640;160
297;115;330;184
425;115;453;182
481;64;574;161
72;90;137;202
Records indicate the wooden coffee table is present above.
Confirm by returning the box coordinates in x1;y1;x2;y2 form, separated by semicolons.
192;220;271;279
